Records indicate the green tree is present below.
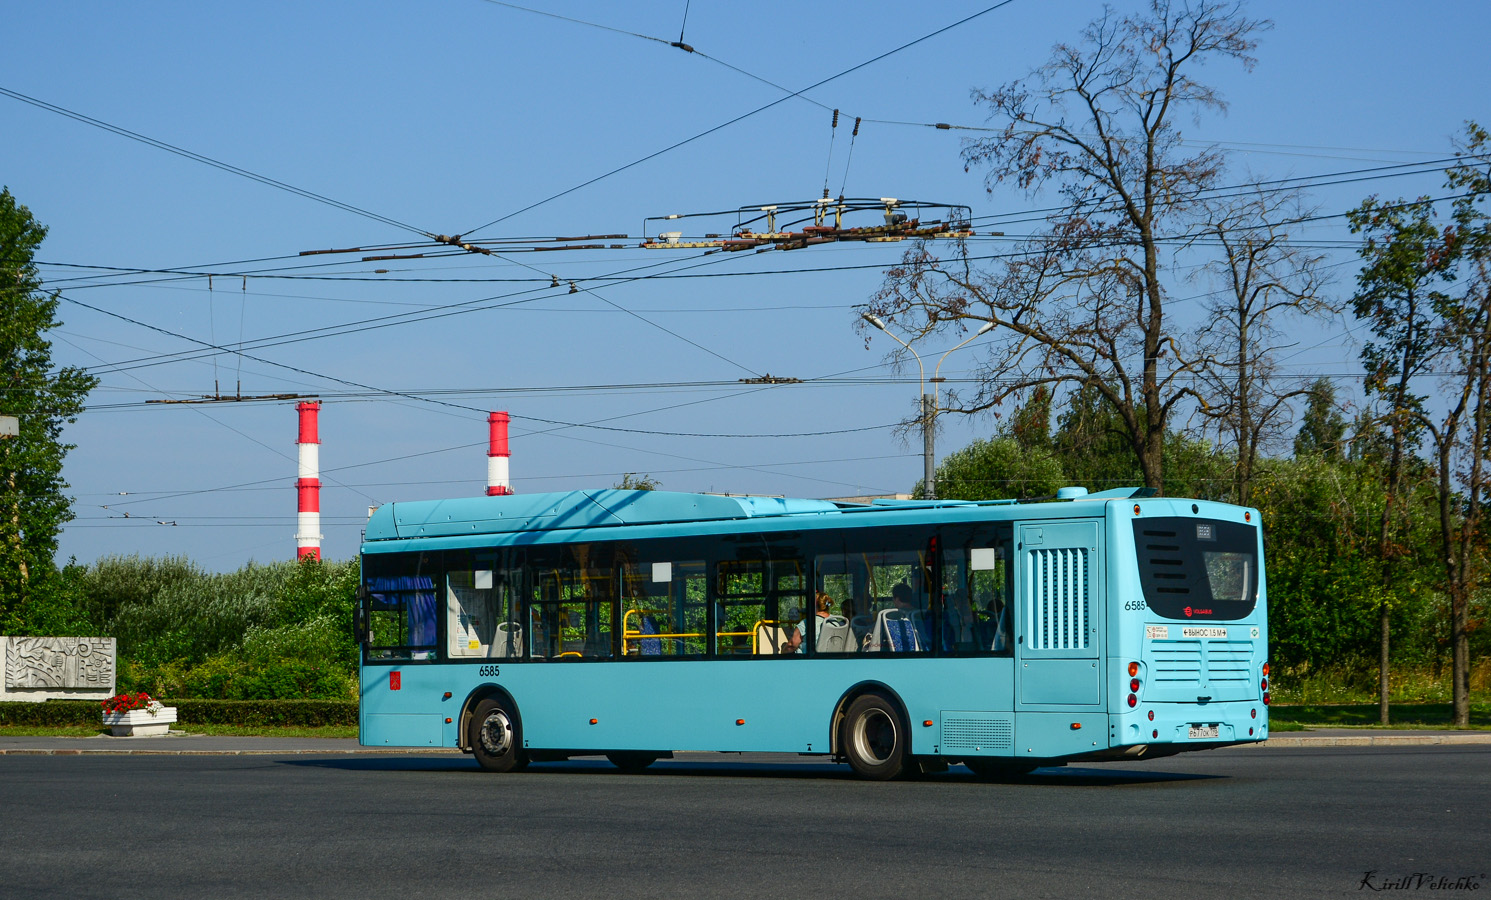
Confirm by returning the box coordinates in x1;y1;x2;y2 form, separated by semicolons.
0;188;99;633
1253;454;1439;676
1052;384;1230;499
614;473;660;491
1293;377;1348;460
932;436;1066;501
1347;153;1474;723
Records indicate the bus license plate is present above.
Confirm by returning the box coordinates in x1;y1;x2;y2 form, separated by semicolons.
1188;724;1219;739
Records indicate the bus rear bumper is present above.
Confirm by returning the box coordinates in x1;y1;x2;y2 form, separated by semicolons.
1110;702;1268;751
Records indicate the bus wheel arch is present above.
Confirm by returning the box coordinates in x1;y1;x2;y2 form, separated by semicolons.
462;686;528;772
832;682;911;780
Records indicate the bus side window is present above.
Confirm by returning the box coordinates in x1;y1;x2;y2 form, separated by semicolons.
447;567;497;658
530;552;615;661
713;557;805;657
813;553;863;654
363;551;438;662
816;535;931;655
620;557;706;658
942;528;1013;656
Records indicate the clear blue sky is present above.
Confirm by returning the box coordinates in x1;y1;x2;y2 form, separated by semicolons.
2;1;1486;569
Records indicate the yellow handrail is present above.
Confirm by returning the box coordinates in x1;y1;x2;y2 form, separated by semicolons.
621;607;706;654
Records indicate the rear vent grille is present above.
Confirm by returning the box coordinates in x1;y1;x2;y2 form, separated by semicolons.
1027;547;1090;650
942;716;1014;752
1206;641;1255;682
1150;641;1203;685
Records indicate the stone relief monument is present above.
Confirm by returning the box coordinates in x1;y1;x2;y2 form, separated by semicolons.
0;636;117;702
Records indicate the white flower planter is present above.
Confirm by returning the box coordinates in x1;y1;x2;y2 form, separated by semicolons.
102;706;178;737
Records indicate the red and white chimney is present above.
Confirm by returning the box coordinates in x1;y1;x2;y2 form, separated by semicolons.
295;401;322;560
487;411;513;496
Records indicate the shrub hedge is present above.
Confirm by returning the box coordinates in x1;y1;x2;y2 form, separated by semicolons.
0;699;357;727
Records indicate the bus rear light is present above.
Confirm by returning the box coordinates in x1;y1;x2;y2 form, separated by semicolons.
1148;710;1155;721
1128;661;1139;677
1249;727;1254;736
1262;693;1270;706
1127;694;1137;708
1251;708;1257;719
1262;662;1270;676
1260;678;1268;692
1130;678;1141;692
1133;504;1141;515
1152;729;1158;739
1245;512;1251;522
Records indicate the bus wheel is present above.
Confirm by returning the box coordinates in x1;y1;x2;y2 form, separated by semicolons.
470;697;526;773
841;693;907;780
963;758;1037;781
605;752;660;773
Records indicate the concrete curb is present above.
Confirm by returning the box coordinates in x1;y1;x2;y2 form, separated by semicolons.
1243;733;1491;748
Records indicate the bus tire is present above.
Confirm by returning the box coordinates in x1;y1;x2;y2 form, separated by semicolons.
469;697;526;773
841;693;908;780
605;751;660;773
963;757;1037;780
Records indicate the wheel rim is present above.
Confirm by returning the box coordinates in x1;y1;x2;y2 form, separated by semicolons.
852;709;897;765
478;710;513;757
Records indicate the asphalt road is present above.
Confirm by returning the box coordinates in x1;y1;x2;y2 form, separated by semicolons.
1;746;1487;899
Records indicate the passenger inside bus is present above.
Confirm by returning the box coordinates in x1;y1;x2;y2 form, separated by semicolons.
784;592;834;653
866;582;925;651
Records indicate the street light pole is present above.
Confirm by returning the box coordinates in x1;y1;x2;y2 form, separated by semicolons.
863;316;993;501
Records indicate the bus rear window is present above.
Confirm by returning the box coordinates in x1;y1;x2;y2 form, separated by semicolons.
1132;518;1258;620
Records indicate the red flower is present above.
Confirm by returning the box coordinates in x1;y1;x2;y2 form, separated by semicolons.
102;692;157;714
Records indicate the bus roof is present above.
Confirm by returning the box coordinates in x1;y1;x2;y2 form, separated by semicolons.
364;490;848;541
361;486;1162;544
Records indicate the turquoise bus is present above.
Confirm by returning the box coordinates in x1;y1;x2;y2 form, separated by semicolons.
356;487;1269;779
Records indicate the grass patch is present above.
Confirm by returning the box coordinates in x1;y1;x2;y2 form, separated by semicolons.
0;724;358;739
1271;661;1491;705
1268;702;1491;730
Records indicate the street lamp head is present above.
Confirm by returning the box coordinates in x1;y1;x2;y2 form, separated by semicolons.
861;312;887;331
976;320;995;336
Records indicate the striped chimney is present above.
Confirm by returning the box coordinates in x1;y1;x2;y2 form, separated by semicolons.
295;401;322;560
487;411;513;496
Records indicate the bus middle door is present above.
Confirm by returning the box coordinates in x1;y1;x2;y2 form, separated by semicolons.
1014;520;1106;757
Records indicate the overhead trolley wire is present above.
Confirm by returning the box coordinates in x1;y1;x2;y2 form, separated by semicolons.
461;0;1020;236
0;85;437;240
64;290;898;440
78;248;732;375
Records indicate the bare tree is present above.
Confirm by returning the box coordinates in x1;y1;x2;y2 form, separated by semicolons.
865;1;1269;491
1194;186;1332;506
